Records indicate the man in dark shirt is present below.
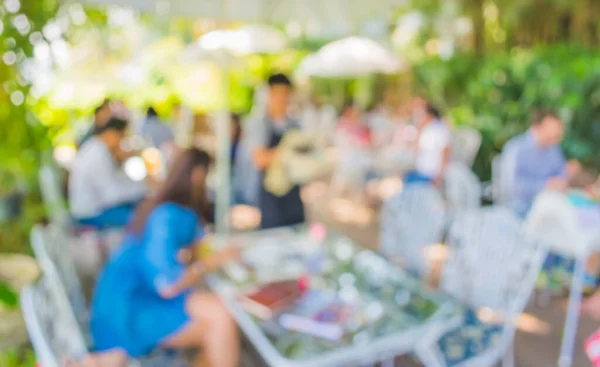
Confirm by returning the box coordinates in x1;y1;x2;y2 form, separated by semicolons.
247;74;305;229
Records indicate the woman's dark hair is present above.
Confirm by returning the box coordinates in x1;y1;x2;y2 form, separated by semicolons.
130;148;213;233
425;103;441;119
146;107;158;118
268;73;292;88
94;117;128;135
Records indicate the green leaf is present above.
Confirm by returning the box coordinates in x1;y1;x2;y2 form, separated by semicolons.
0;280;18;308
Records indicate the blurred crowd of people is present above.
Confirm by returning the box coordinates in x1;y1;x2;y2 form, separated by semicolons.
61;68;600;366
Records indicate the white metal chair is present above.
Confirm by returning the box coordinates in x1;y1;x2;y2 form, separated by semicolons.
416;207;546;367
451;128;481;168
379;183;447;277
524;191;600;367
444;162;482;212
39;164;72;229
31;224;89;331
29;225;191;367
21;276;88;367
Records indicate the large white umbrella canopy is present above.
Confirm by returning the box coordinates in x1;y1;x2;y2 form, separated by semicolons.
297;36;403;77
79;0;406;22
197;25;286;55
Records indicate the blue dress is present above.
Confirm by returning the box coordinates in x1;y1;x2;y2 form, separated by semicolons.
90;202;203;357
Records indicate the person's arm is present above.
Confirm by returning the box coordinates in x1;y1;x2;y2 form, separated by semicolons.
113;146;138;164
253;147;277;170
245;116;276;170
160;245;240;299
435;145;451;187
91;146;146;207
140;208;241;299
433;126;452;185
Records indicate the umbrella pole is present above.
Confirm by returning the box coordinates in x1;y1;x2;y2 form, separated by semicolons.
215;67;232;235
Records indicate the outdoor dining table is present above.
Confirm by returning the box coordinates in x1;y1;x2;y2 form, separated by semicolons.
207;225;464;367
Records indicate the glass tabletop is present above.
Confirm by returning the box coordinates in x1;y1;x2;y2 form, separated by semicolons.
207;225;462;367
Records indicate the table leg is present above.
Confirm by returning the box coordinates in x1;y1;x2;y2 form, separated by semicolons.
558;256;586;367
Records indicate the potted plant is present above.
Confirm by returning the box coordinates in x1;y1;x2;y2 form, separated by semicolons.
0;171;23;223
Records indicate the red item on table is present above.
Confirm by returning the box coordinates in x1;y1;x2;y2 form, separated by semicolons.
298;275;310;293
309;223;327;243
238;280;302;320
585;329;600;366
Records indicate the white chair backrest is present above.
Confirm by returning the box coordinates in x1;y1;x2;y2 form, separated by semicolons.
380;183;446;275
493;143;520;205
444;161;481;211
442;207;545;316
31;225;88;334
451;128;481;167
524;191;595;258
21;277;88;367
39;165;71;228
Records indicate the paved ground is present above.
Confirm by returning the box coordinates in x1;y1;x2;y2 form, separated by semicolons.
304;197;597;367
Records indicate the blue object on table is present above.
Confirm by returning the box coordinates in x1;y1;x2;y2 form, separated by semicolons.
567;192;597;208
404;171;433;185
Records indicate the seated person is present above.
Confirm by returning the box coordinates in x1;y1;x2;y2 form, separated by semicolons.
77;148;240;367
540;168;600;294
501;110;568;216
77;99;112;149
405;103;451;186
69;118;146;230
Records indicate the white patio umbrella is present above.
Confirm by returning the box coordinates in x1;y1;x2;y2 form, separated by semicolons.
79;0;405;23
297;36;403;77
198;25;287;56
297;36;402;108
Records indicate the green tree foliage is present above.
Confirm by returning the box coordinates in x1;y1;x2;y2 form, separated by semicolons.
0;0;59;180
414;46;600;180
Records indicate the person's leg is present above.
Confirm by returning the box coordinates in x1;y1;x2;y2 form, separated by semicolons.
162;292;239;367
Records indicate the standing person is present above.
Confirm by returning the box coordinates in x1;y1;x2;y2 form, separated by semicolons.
405;103;451;186
78;98;112;148
246;73;305;229
82;148;240;367
501;110;570;216
69;118;146;230
139;106;175;150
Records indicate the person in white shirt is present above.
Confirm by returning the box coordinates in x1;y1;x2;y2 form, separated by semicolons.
69;118;146;229
405;103;451;185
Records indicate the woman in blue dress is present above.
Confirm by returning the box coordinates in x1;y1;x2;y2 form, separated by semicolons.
75;148;240;367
